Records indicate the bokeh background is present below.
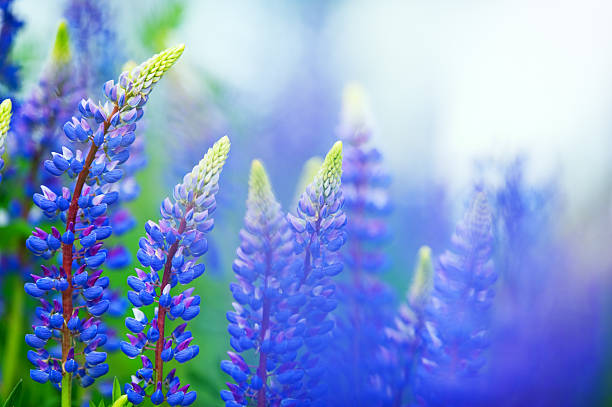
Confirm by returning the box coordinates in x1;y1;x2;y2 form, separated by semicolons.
3;0;612;405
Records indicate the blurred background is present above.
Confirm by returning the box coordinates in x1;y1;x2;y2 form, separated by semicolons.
3;0;612;405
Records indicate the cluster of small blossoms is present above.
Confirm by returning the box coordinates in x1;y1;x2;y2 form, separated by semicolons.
0;98;12;183
284;141;346;405
64;0;122;96
7;22;80;206
338;84;391;274
318;84;396;406
121;136;230;406
384;246;433;404
219;160;298;407
0;0;23;96
23;45;185;390
415;191;496;405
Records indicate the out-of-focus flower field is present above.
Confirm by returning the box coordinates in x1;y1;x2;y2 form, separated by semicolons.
0;1;611;406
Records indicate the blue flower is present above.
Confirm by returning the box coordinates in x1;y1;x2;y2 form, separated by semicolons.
220;160;306;406
0;0;23;96
415;190;496;405
25;45;184;391
121;136;230;405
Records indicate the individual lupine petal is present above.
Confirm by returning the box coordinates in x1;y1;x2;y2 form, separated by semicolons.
151;382;164;405
121;341;142;358
127;382;145;404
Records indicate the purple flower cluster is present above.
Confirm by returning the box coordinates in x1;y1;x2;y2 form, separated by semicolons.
317;84;397;406
221;141;346;407
0;0;23;97
220;160;298;407
122;136;230;406
415;190;496;405
23;45;184;393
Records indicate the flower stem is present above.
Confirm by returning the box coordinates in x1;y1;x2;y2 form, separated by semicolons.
2;273;24;397
61;374;72;407
59;104;118;368
155;211;189;383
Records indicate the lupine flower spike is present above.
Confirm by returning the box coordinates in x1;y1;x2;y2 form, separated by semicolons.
11;22;76;197
385;246;433;404
287;141;346;404
24;45;184;406
0;0;23;96
122;136;230;406
220;160;297;407
320;84;395;405
0;98;12;183
221;142;346;407
416;191;496;405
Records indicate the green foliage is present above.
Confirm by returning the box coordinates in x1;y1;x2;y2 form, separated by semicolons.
140;1;185;52
2;380;23;407
0;219;31;251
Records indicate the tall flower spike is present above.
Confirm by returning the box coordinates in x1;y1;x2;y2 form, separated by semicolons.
220;160;300;407
0;0;23;96
0;98;12;183
10;21;79;199
415;191;497;405
24;45;184;406
64;0;122;95
122;136;230;406
385;246;433;405
281;141;347;404
320;84;395;406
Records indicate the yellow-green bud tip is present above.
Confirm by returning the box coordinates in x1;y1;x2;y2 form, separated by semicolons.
315;141;343;199
248;159;275;203
322;141;343;178
408;245;434;308
0;98;13;144
52;21;71;64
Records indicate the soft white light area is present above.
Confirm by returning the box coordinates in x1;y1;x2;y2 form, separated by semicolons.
178;0;305;109
325;0;612;212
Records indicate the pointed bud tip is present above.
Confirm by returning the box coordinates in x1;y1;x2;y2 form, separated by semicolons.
52;20;71;64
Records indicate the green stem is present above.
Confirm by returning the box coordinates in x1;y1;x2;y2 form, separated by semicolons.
2;274;24;397
61;374;72;407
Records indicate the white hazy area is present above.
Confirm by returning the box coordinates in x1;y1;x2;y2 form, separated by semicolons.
16;0;612;217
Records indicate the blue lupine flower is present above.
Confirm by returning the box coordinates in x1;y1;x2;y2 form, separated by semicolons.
122;136;230;406
221;142;345;407
10;22;77;196
63;0;122;96
220;160;301;406
0;0;23;97
317;84;397;406
384;246;434;405
286;141;346;405
415;190;496;405
24;45;184;392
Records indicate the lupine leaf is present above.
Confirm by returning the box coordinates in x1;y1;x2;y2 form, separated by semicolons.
112;377;121;402
2;380;22;407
